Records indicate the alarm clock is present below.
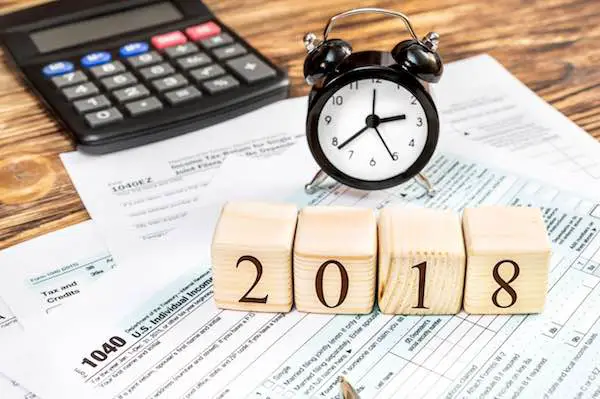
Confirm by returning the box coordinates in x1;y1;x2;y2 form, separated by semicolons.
302;8;443;192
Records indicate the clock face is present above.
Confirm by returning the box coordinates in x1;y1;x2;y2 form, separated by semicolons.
316;78;431;182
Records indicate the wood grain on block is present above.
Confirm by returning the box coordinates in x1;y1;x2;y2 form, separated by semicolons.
463;206;551;314
378;207;466;314
211;201;298;312
293;206;377;314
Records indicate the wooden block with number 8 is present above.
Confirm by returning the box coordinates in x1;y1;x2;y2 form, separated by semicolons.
378;207;466;314
293;206;377;314
463;206;551;314
211;202;298;312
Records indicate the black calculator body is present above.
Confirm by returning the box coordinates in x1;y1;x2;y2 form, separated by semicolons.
0;0;290;153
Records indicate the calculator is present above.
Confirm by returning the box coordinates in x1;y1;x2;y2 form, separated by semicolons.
0;0;290;153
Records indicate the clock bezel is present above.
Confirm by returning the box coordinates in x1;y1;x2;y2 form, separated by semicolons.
306;66;439;190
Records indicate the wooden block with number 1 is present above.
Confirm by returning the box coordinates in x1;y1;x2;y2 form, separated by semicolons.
378;207;466;314
211;202;298;312
462;206;551;314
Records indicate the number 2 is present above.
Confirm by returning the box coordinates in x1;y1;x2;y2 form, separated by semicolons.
237;255;268;303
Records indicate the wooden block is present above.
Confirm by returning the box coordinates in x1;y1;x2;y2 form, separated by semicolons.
293;206;377;314
378;207;466;315
463;206;551;314
211;201;298;312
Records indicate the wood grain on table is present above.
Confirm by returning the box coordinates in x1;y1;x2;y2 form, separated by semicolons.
1;0;599;249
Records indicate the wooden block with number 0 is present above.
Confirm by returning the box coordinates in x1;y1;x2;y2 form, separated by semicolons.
378;207;466;314
462;206;551;314
293;206;377;314
211;202;298;312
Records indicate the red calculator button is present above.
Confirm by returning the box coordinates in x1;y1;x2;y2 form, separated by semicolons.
185;22;221;41
151;31;187;49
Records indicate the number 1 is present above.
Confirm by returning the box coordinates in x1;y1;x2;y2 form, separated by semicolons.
412;261;428;309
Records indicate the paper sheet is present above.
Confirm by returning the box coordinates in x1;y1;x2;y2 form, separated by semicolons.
3;137;600;399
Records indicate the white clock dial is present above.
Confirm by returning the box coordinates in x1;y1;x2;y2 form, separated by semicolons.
317;78;429;182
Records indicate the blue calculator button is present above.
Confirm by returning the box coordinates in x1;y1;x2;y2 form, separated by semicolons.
119;42;149;58
42;61;74;77
81;51;112;67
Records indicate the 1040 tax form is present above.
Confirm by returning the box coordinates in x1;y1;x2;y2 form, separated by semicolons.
2;139;600;399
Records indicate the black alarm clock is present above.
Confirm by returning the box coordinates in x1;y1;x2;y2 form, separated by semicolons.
302;8;443;192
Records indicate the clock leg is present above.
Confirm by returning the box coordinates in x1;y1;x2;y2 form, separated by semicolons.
304;169;330;194
415;172;436;197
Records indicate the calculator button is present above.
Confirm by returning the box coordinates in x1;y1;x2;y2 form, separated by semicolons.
190;64;225;82
85;107;123;128
175;53;212;70
62;82;99;101
151;74;188;92
186;21;221;41
119;42;149;58
202;75;239;94
81;51;111;68
42;61;74;77
139;63;175;80
125;97;163;116
51;71;87;88
127;51;163;68
89;61;126;79
113;84;150;104
164;86;202;105
226;54;277;83
73;95;111;114
199;33;233;49
165;43;199;59
151;31;187;49
212;44;247;60
101;72;137;90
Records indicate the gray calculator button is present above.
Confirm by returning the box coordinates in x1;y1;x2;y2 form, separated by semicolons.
190;64;225;82
139;63;175;80
84;107;123;128
126;51;163;68
62;82;99;100
113;84;150;103
165;43;199;59
226;54;276;83
199;33;233;49
89;61;125;79
73;95;111;114
212;43;247;60
101;72;137;90
151;74;188;92
125;97;163;116
175;53;211;70
202;75;239;94
51;71;87;88
164;86;202;105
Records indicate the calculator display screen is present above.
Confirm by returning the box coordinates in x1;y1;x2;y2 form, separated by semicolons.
30;2;183;53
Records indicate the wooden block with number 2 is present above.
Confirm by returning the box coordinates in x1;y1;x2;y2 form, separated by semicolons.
211;202;298;312
378;207;466;314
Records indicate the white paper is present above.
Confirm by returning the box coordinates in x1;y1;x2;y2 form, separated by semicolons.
4;137;600;399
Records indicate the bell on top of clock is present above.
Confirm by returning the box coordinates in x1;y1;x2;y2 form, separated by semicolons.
301;8;443;195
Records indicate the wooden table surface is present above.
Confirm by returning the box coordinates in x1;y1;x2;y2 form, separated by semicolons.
1;0;600;250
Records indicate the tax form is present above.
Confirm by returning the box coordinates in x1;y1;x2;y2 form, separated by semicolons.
3;138;600;399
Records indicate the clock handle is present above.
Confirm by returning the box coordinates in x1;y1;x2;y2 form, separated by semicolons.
305;169;330;194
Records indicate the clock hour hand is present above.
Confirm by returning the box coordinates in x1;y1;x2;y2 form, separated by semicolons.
379;114;407;123
373;126;395;160
337;125;369;150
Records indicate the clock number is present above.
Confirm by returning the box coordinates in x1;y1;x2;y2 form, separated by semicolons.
349;82;359;90
332;95;343;106
370;158;376;167
315;260;349;308
332;137;338;146
416;117;423;127
412;261;429;309
392;152;399;161
409;139;415;147
348;150;354;159
372;78;382;84
410;96;417;105
325;115;332;124
237;255;268;304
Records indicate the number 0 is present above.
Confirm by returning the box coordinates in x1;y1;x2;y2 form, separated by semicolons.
315;260;349;308
237;256;268;304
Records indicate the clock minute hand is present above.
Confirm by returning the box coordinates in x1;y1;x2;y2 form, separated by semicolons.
379;114;407;123
374;126;395;160
337;125;369;150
